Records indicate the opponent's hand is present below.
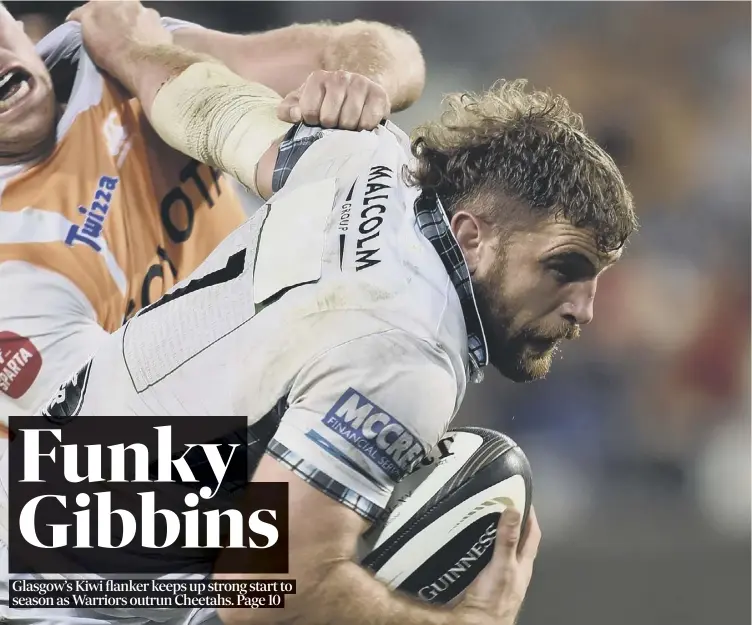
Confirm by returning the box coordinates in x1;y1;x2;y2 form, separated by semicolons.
455;506;541;625
277;69;391;131
67;0;171;88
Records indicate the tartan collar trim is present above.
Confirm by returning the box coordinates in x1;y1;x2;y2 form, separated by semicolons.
414;192;489;382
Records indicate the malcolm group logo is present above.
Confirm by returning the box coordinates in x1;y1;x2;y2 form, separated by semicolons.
8;414;289;576
322;388;427;482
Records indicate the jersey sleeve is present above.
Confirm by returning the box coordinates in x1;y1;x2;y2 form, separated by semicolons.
266;330;458;523
270;123;403;195
0;262;108;417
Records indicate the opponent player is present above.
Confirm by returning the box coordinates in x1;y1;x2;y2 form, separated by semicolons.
0;1;426;417
32;1;636;623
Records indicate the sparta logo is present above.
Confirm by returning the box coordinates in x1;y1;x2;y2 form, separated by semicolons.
0;331;42;399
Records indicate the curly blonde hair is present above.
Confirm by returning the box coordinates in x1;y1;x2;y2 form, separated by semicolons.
408;79;637;252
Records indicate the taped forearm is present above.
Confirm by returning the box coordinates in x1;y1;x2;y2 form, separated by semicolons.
148;62;292;195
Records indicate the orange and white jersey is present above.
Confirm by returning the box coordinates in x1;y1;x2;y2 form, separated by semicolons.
0;21;248;416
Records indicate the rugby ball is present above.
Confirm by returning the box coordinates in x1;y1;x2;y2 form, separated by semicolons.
359;427;532;605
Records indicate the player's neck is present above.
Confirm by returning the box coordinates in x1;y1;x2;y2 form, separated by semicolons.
0;134;56;166
0;103;62;166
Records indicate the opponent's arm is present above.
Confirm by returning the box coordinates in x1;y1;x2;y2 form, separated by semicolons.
127;51;293;199
70;3;391;198
171;20;425;111
108;53;387;199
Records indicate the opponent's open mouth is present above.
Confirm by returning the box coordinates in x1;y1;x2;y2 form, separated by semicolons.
0;69;32;112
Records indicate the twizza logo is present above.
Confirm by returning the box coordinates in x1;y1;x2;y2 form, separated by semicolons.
323;388;426;481
65;175;119;252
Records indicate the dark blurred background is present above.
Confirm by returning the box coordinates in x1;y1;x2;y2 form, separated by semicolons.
8;2;750;624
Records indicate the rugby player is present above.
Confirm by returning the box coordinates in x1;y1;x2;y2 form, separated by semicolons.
32;1;636;624
0;1;425;417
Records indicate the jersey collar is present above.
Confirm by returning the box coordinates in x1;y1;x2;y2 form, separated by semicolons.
414;192;489;383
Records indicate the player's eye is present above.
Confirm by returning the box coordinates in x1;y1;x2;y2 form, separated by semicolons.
545;251;598;284
548;262;589;283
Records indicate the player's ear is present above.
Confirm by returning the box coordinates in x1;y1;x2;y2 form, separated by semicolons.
450;211;483;272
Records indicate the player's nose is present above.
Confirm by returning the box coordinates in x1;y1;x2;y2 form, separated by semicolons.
561;278;597;326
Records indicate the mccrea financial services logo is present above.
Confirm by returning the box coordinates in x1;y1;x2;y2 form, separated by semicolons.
8;414;289;575
321;388;427;482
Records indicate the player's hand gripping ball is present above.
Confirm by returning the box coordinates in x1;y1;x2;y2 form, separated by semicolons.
359;427;534;606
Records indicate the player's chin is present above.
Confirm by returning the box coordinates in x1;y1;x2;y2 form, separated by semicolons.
0;95;56;158
495;343;555;383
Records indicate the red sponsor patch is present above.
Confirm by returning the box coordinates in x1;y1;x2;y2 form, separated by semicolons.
0;331;43;399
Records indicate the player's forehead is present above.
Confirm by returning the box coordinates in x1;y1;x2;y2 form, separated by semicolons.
511;214;622;271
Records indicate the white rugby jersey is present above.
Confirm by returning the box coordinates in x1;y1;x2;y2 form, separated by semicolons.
37;120;489;521
5;121;489;625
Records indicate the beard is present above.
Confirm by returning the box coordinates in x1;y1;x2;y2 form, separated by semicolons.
471;257;578;383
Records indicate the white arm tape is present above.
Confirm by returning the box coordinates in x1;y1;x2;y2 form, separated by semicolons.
149;62;292;196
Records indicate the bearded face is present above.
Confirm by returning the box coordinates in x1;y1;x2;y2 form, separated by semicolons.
456;214;619;382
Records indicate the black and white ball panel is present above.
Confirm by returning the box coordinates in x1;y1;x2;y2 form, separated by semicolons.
359;427;532;605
